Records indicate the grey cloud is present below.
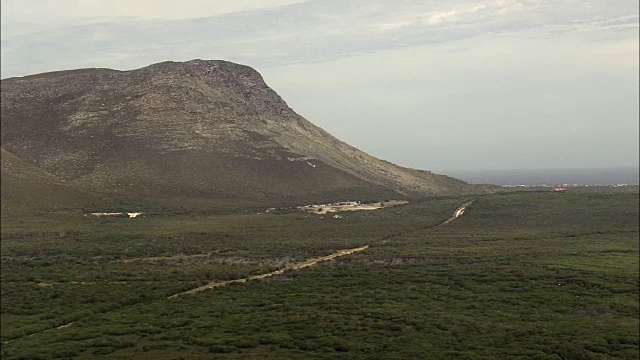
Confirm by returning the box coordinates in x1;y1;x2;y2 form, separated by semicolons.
1;0;637;77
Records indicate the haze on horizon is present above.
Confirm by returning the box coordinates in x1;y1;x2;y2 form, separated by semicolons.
1;0;638;173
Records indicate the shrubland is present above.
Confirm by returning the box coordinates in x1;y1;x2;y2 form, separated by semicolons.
1;188;638;359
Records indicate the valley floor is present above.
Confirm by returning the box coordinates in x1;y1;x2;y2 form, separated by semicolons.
1;189;638;359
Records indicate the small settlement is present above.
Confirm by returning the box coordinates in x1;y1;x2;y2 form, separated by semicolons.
86;212;144;218
297;200;409;215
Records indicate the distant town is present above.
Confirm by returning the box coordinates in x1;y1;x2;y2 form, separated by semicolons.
501;183;635;189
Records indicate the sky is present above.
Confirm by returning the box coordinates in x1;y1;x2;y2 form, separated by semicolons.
1;0;638;172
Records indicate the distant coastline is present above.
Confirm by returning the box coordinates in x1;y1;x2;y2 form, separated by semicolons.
443;167;640;186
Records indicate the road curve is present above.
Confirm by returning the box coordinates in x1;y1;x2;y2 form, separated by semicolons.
439;200;474;226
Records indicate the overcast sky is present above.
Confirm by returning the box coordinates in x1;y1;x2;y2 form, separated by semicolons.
1;0;638;172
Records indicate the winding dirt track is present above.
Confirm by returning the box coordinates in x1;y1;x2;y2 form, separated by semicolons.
168;245;370;298
439;200;474;226
168;199;474;298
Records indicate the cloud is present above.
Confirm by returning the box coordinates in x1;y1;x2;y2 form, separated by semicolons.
260;25;638;171
0;0;310;20
1;0;637;77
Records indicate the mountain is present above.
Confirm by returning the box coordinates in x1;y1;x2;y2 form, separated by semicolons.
1;60;481;210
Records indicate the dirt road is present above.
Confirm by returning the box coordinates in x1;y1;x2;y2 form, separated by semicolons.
439;200;474;226
168;245;369;298
169;199;475;298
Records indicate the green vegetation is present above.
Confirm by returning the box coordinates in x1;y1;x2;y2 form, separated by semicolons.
1;189;638;359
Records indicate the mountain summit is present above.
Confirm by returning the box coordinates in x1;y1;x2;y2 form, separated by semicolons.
1;60;476;208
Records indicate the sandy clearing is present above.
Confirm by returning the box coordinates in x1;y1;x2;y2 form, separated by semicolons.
87;212;143;218
298;200;409;215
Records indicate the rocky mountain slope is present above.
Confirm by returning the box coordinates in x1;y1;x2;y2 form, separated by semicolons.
1;60;480;208
1;148;111;214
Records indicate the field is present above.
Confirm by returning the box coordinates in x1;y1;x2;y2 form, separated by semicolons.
1;188;638;359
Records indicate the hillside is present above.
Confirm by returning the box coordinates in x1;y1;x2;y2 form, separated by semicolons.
0;148;112;215
1;60;481;209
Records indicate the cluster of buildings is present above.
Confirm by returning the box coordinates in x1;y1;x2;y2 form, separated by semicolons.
86;212;143;218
